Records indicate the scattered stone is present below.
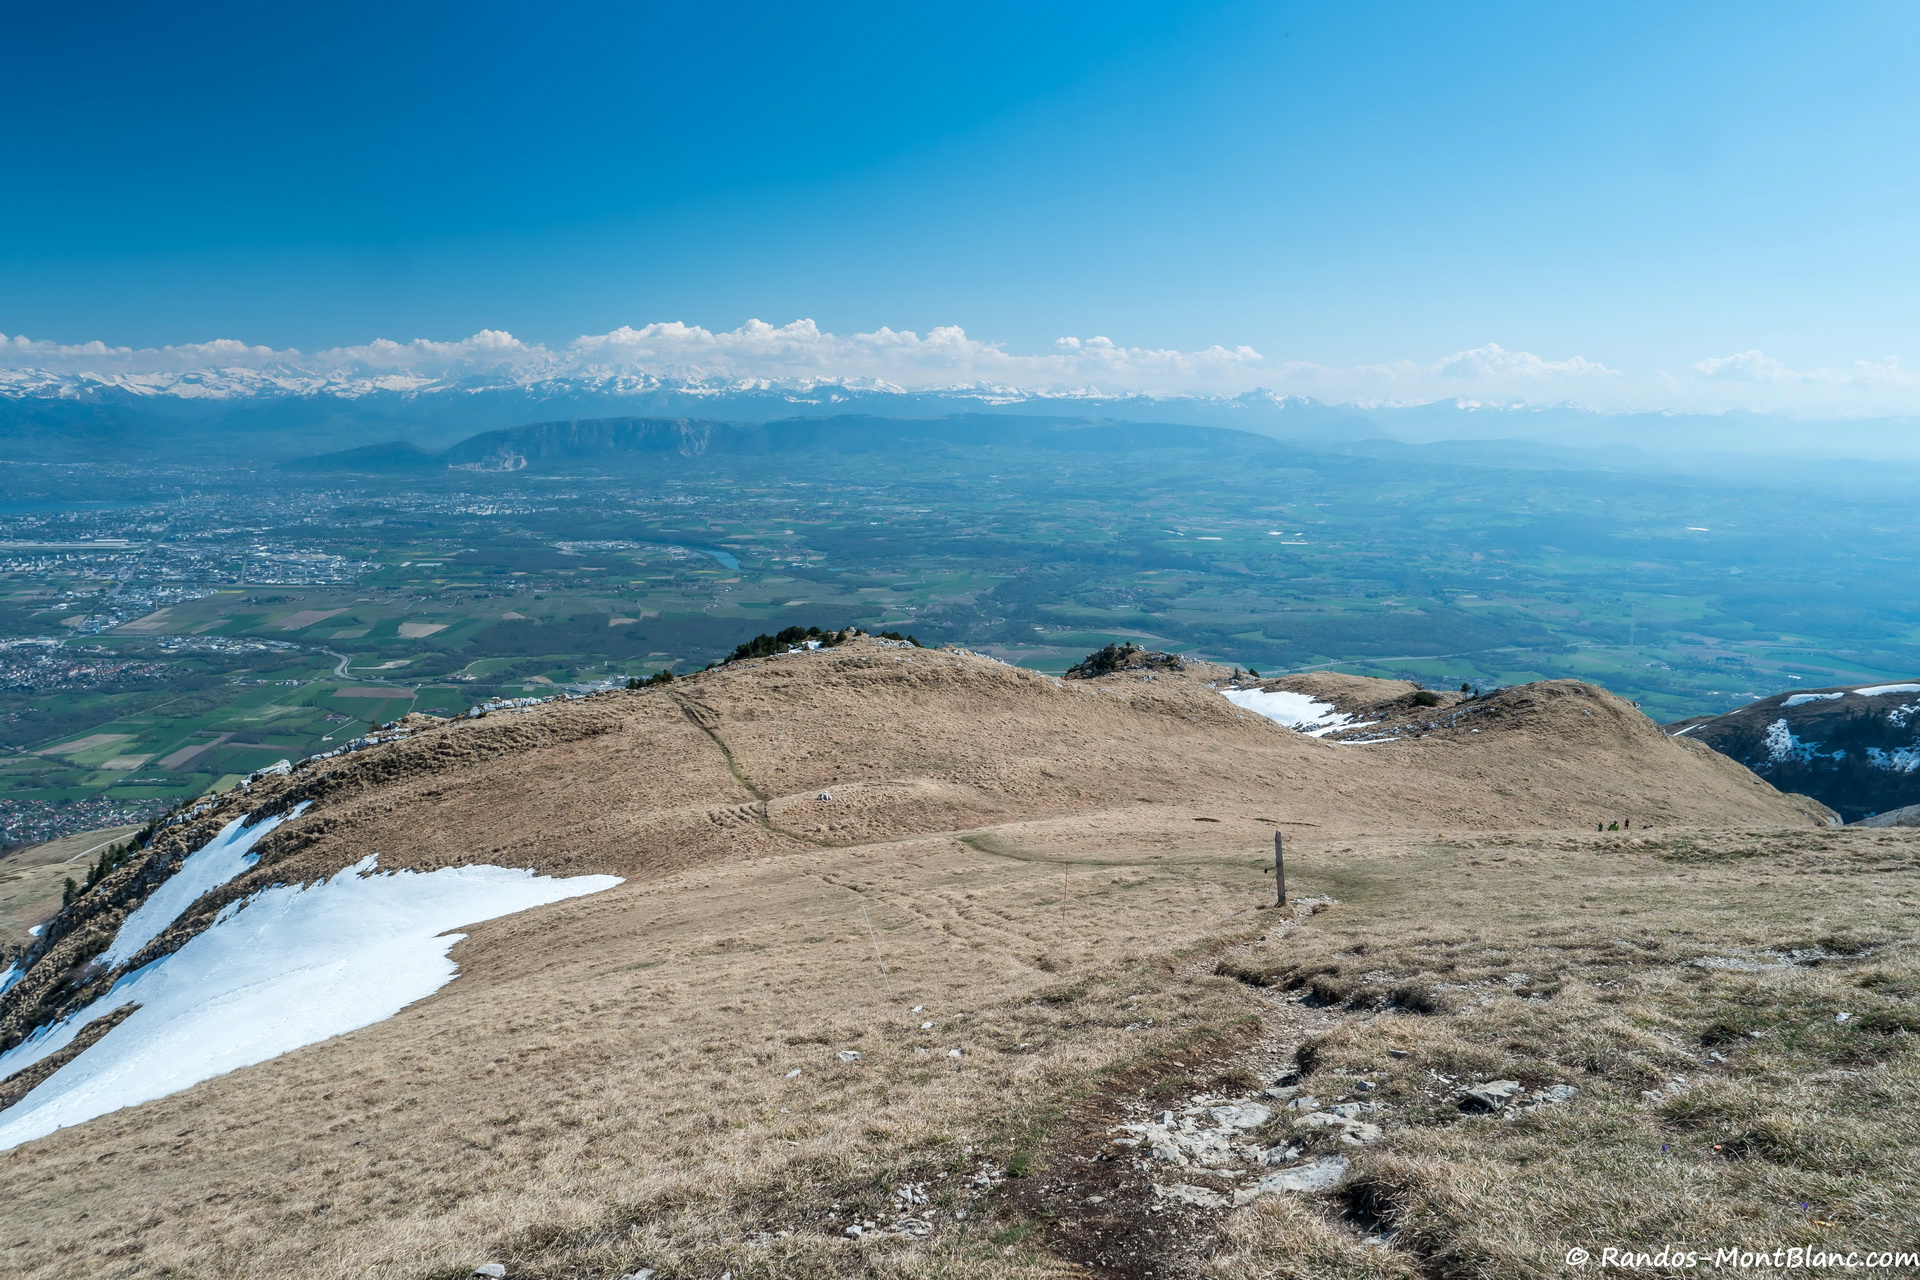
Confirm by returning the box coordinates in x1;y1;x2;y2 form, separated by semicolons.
947;1049;962;1058
1353;1080;1376;1092
1284;1094;1321;1112
1260;1083;1302;1100
784;1068;801;1078
1459;1080;1523;1113
1529;1083;1578;1107
1237;1155;1350;1199
1208;1102;1272;1129
1153;1183;1228;1209
1388;1048;1410;1059
1836;1011;1852;1023
474;1267;507;1279
620;1271;655;1280
836;1050;862;1062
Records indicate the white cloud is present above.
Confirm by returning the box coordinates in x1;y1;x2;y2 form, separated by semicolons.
1239;343;1623;408
0;320;1266;394
565;319;1265;388
1431;343;1618;380
1692;349;1917;389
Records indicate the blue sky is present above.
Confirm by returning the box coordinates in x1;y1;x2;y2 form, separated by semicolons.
6;1;1920;412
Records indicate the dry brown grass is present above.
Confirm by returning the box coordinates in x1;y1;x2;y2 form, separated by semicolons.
1197;827;1920;1280
0;821;1286;1278
0;643;1878;1278
0;824;139;948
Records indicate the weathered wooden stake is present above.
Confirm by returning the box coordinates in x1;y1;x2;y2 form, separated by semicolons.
1273;830;1287;907
861;906;893;997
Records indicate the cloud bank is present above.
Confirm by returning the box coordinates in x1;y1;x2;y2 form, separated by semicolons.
2;320;1915;416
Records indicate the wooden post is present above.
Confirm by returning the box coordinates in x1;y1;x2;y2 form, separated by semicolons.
1273;830;1287;907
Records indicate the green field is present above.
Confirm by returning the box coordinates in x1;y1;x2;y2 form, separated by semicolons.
4;435;1917;841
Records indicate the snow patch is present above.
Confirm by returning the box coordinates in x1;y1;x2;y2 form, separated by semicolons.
1221;688;1355;737
1854;684;1920;697
0;856;620;1151
1762;718;1838;765
1783;692;1844;706
103;802;311;968
0;964;16;996
1866;747;1920;774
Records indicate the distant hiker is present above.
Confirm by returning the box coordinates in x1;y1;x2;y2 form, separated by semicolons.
1624;818;1631;829
1607;822;1619;831
1596;822;1603;832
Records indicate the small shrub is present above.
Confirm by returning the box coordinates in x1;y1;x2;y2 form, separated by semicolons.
724;626;845;663
1660;1080;1760;1130
1702;1009;1769;1045
1853;1008;1920;1036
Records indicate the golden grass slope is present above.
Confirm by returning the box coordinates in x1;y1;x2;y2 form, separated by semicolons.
0;639;1862;1279
243;642;1829;896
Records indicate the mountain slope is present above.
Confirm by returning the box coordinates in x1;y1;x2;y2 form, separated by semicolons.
0;381;1383;463
0;641;1857;1277
1666;681;1920;822
281;412;1295;473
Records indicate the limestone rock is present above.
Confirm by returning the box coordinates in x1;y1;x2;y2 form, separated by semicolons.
1237;1155;1350;1200
1460;1080;1523;1113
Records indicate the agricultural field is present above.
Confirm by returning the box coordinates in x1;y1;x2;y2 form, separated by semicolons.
2;430;1917;843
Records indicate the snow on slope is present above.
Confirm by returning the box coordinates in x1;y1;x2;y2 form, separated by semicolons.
1221;687;1369;737
0;857;620;1150
102;802;310;967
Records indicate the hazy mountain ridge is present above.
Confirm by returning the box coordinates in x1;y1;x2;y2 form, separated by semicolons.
0;376;1383;462
280;412;1295;473
9;367;1920;463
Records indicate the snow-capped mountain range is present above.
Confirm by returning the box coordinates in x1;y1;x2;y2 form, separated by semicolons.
0;359;1320;415
5;322;1920;465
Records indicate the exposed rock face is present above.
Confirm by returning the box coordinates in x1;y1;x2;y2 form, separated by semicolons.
1063;643;1186;680
1857;802;1920;828
1665;682;1920;822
